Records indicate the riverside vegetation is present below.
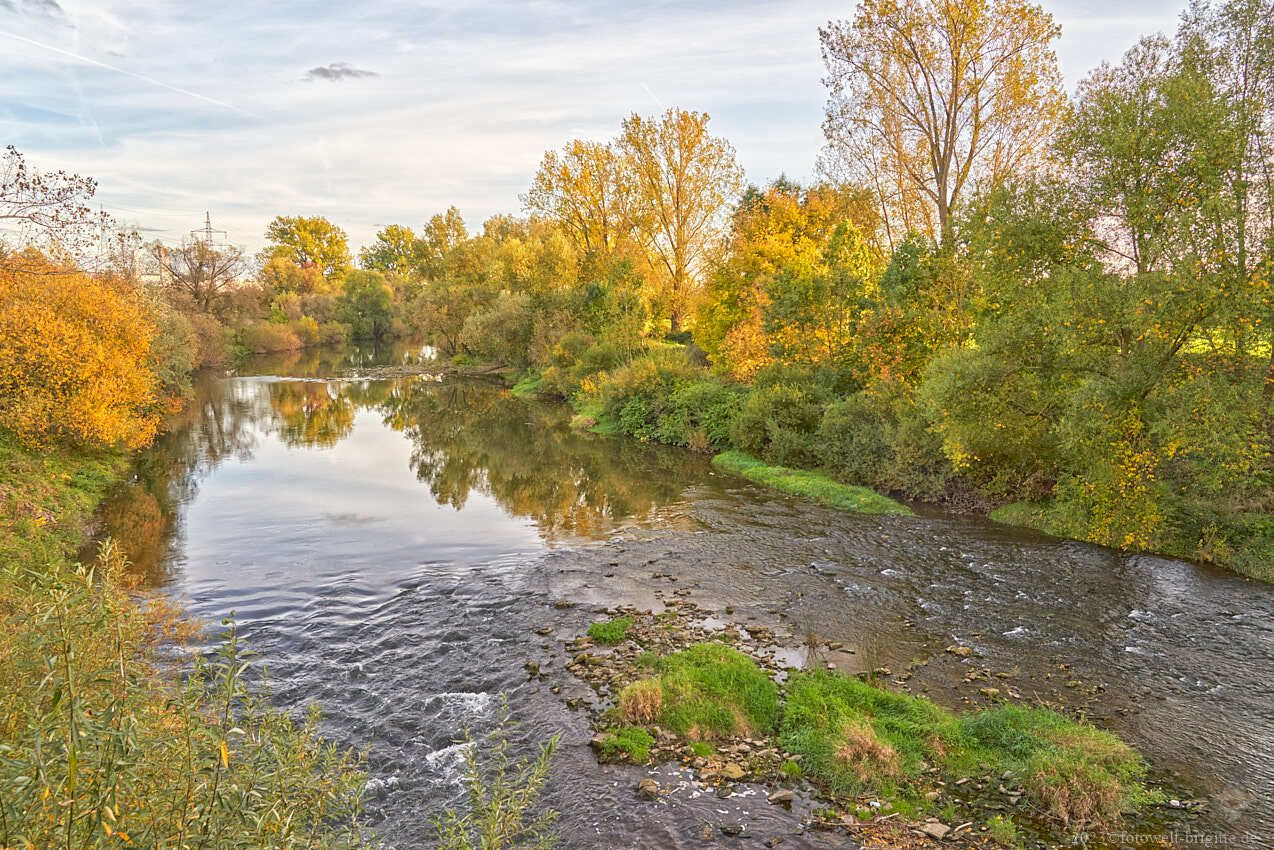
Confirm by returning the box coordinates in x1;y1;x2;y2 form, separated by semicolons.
354;0;1269;578
1;0;1269;847
8;0;1269;579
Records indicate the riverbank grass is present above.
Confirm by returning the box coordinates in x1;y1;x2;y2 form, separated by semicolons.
712;450;912;516
0;431;128;570
782;671;1159;828
588;614;635;644
619;642;780;740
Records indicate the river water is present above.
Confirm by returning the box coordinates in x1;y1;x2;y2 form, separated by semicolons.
94;342;1273;849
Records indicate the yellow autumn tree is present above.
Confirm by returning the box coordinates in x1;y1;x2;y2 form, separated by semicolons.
820;0;1066;245
0;251;159;448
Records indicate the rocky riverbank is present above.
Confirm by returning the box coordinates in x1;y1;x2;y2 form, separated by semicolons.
548;599;1190;849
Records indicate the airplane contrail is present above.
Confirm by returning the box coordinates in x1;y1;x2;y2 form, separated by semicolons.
0;29;247;114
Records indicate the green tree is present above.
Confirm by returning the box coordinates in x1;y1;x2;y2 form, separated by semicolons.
336;270;394;339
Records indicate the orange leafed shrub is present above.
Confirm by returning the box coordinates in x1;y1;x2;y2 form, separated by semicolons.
0;253;159;448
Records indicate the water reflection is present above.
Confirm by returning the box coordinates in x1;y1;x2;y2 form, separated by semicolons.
385;380;707;539
92;347;711;584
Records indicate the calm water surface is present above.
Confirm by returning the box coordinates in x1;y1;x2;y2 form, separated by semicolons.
96;342;1273;849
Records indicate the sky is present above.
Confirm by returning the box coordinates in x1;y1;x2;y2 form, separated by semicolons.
2;0;1188;253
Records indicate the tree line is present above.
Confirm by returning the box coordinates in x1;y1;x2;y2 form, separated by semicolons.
1;0;1270;578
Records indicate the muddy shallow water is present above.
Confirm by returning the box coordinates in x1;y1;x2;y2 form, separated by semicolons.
94;342;1272;848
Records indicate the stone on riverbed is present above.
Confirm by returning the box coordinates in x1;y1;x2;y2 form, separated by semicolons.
919;820;951;840
635;777;661;800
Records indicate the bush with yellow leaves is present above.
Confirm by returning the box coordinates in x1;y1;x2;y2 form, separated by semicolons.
0;252;160;449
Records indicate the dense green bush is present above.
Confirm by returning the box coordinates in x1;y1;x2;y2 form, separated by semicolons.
657;379;745;450
818;394;890;485
594;349;704;440
730;383;824;467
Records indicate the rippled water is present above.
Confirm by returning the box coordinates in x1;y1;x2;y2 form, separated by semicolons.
94;341;1273;848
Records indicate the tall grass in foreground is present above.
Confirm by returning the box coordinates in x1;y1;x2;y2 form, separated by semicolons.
433;704;559;850
0;543;369;850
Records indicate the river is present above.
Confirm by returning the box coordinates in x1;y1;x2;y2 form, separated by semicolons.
92;341;1273;849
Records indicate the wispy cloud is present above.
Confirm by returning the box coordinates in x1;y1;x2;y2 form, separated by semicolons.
305;62;378;82
0;0;64;19
0;29;245;113
1;0;1187;251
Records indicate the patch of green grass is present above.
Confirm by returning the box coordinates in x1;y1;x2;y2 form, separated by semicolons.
588;615;635;645
986;814;1020;847
596;726;655;763
688;741;716;758
780;670;1156;829
648;641;780;741
954;704;1160;828
779;759;803;779
510;372;543;399
780;670;951;800
0;431;128;571
712;450;911;516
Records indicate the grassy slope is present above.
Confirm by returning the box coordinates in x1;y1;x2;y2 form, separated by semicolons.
0;431;129;570
713;450;913;516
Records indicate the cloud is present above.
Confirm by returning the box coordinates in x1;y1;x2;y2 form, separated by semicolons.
0;0;63;18
3;0;1188;252
305;62;378;82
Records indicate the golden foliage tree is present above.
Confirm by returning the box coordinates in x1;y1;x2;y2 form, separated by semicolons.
523;139;626;256
820;0;1066;245
617;109;745;330
0;252;159;448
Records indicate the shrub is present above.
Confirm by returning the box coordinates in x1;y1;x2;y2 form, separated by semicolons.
588;615;634;645
818;394;890;485
730;383;823;467
240;320;303;353
819;383;953;501
0;560;369;850
595;349;704;440
432;704;559;849
146;296;198;407
0;256;160;448
187;312;231;369
658;379;745;450
460;290;533;366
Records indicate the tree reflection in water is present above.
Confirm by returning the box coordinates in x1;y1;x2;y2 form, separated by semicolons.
90;360;710;585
